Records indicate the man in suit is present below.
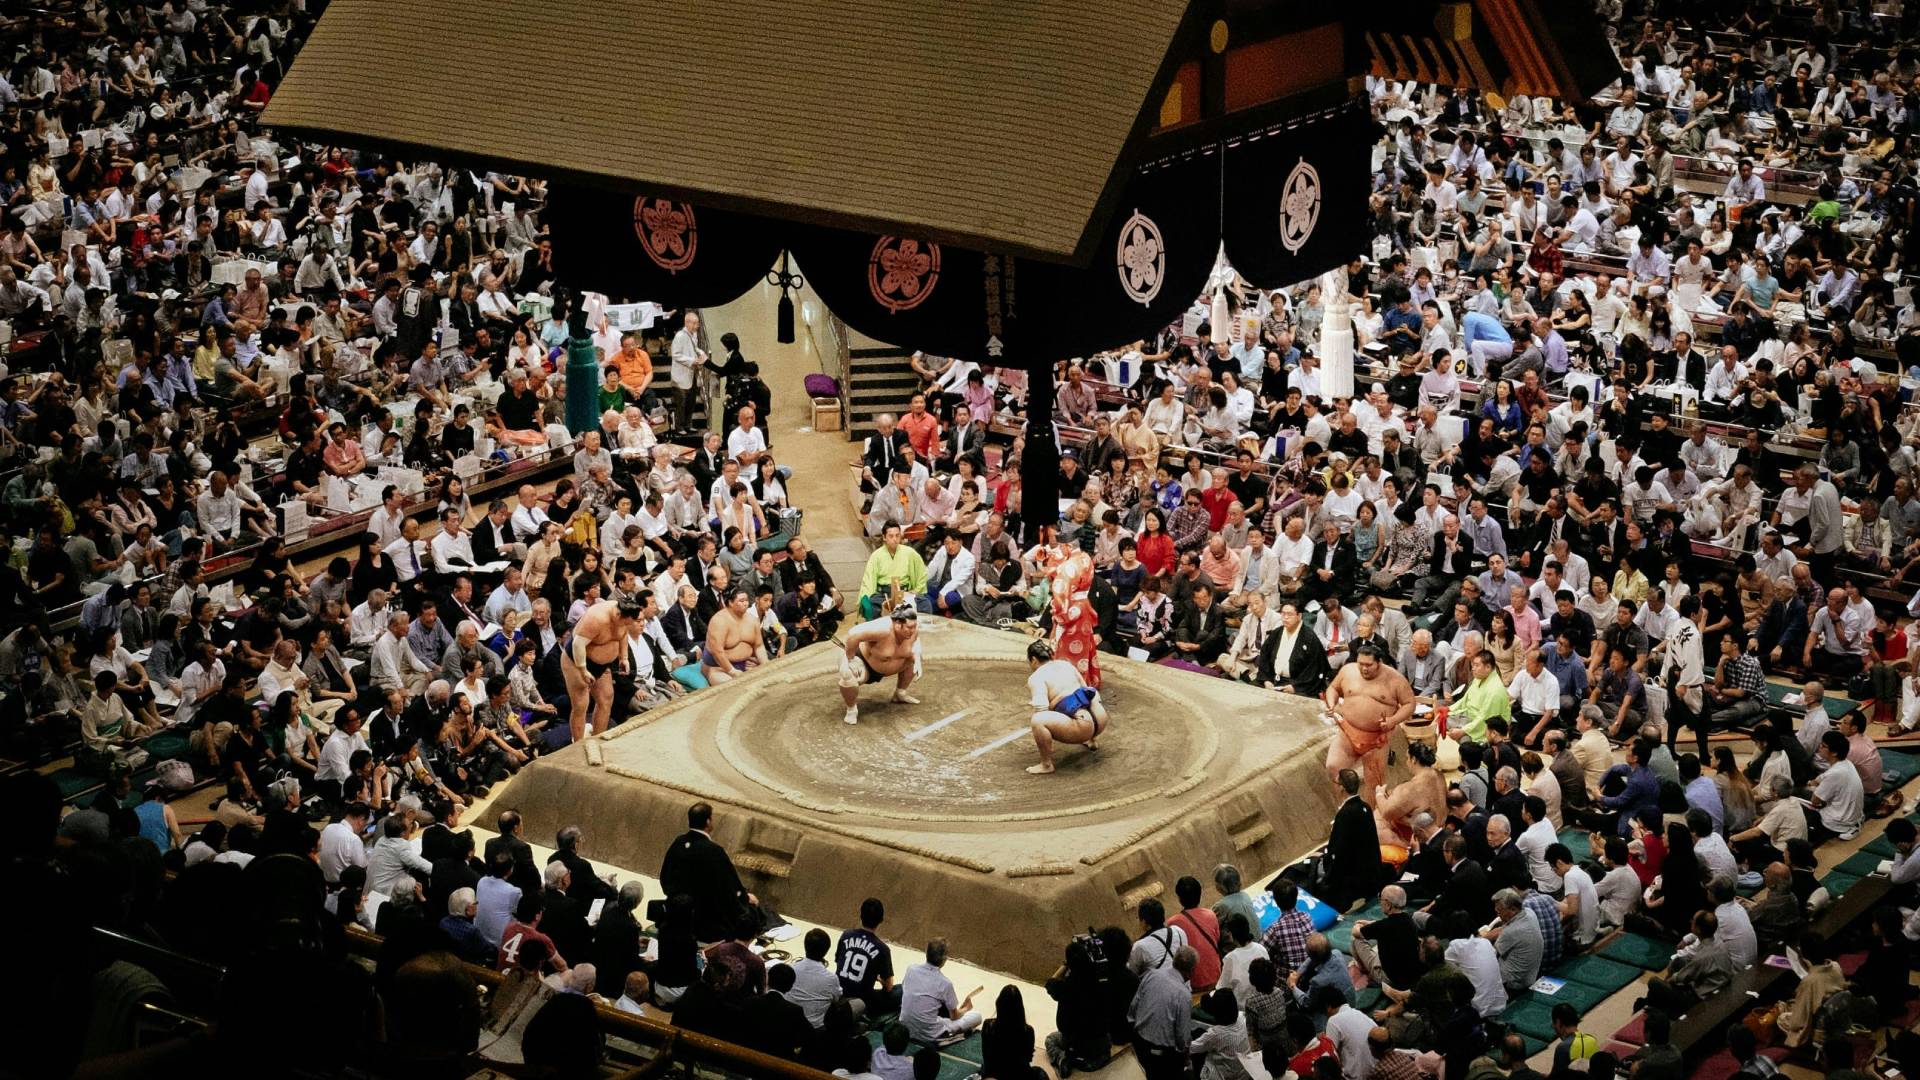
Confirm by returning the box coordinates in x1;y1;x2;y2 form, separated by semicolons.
472;499;523;565
1484;813;1530;893
696;567;732;624
593;880;647;998
1226;526;1281;616
440;576;488;636
1170;582;1227;665
1410;513;1476;615
743;964;815;1061
1303;521;1356;604
778;537;843;638
1584;502;1628;583
538;859;594;969
484;809;541;895
1423;833;1492;938
658;801;757;943
1259;600;1334;696
661;584;706;655
687;431;727;498
943;409;988;476
1077;414;1124;478
547;825;618;904
860;413;911;494
1522;497;1574;574
1319;769;1386;910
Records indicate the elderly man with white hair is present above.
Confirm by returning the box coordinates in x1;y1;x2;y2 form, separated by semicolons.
440;886;499;966
371;610;433;697
369;812;434;897
1398;628;1453;699
442;619;505;683
1350;885;1419;989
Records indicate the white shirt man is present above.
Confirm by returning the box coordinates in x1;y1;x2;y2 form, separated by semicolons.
318;815;369;884
369;500;408;551
350;594;392;648
923;540;976;604
1444;936;1508;1016
176;655;226;729
1508;660;1561;720
316;723;369;785
1703;355;1747;404
371;621;433;693
430;518;478;572
196;483;243;541
899;954;982;1044
1516;815;1563;893
511;497;551;540
369;827;435;896
1812;755;1864;838
1272;524;1314;581
726;421;768;463
1562;861;1600;945
388;534;429;584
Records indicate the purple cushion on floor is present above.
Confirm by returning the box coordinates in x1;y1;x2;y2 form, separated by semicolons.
1613;1014;1645;1045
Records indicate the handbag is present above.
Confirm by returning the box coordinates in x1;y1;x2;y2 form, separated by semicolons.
1743;1003;1780;1047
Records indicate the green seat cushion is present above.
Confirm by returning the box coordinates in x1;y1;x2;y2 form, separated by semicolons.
1599;934;1675;971
1834;850;1887;879
1539;978;1617;1013
1500;997;1561;1042
1554;954;1644;994
865;1029;984;1080
1882;749;1920;783
1558;829;1593;863
143;730;189;761
938;1032;984;1067
1822;871;1863;895
1766;683;1850;718
1326;921;1354;955
49;767;97;800
1863;836;1899;858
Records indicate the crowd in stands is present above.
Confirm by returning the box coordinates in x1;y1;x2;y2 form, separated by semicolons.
17;0;1920;1077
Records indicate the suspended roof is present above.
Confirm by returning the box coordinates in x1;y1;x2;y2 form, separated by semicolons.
264;0;1192;262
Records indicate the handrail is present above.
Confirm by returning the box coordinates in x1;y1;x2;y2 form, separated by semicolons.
337;926;841;1080
83;917;837;1080
40;441;573;637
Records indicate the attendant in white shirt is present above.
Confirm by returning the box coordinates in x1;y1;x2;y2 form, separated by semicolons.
726;411;768;464
430;511;477;574
1703;347;1746;404
368;490;409;551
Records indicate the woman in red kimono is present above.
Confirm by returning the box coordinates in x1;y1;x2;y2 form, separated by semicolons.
1027;527;1101;689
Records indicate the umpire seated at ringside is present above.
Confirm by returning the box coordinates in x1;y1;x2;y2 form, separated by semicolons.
660;800;759;943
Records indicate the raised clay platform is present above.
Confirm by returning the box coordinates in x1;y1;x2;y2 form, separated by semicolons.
509;618;1392;979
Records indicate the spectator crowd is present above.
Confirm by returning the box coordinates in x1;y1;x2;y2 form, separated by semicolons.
13;0;1920;1078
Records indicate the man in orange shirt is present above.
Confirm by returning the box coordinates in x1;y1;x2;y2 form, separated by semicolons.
613;333;654;400
897;392;941;463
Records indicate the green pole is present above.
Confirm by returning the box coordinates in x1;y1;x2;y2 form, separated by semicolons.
564;303;599;435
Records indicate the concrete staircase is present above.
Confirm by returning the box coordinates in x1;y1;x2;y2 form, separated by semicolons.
844;343;919;440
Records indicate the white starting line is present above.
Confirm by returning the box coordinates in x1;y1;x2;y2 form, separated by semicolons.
902;709;971;742
961;728;1032;760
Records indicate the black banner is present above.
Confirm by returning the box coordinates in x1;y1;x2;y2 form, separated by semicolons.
542;98;1368;359
545;186;785;308
1018;148;1220;360
787;226;993;361
790;149;1220;365
1221;101;1372;290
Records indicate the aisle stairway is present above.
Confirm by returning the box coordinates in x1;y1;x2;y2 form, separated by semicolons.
845;343;918;440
